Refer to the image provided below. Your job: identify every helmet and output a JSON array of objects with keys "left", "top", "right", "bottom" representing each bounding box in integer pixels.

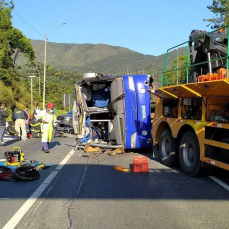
[{"left": 46, "top": 103, "right": 54, "bottom": 109}]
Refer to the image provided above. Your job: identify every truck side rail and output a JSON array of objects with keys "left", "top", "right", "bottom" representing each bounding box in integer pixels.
[{"left": 161, "top": 25, "right": 229, "bottom": 87}]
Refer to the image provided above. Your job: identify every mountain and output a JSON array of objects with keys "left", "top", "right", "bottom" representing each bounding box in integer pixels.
[{"left": 30, "top": 40, "right": 187, "bottom": 80}]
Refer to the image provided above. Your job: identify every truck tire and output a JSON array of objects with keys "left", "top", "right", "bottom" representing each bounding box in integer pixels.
[
  {"left": 179, "top": 131, "right": 202, "bottom": 176},
  {"left": 159, "top": 128, "right": 179, "bottom": 167},
  {"left": 153, "top": 144, "right": 160, "bottom": 158}
]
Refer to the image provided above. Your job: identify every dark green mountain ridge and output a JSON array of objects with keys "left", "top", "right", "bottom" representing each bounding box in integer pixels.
[{"left": 30, "top": 39, "right": 187, "bottom": 80}]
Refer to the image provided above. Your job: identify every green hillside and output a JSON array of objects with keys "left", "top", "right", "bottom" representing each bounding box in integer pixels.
[
  {"left": 30, "top": 40, "right": 155, "bottom": 74},
  {"left": 29, "top": 40, "right": 187, "bottom": 81}
]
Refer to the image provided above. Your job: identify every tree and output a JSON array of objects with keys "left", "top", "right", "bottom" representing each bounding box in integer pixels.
[
  {"left": 0, "top": 0, "right": 35, "bottom": 85},
  {"left": 164, "top": 55, "right": 188, "bottom": 86},
  {"left": 204, "top": 0, "right": 229, "bottom": 28}
]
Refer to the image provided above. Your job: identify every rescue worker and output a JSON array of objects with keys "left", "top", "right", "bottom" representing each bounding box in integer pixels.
[
  {"left": 37, "top": 103, "right": 56, "bottom": 153},
  {"left": 12, "top": 106, "right": 28, "bottom": 140},
  {"left": 0, "top": 103, "right": 9, "bottom": 145},
  {"left": 24, "top": 107, "right": 29, "bottom": 130}
]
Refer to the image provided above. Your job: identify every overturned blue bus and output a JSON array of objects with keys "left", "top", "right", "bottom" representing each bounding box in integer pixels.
[{"left": 72, "top": 73, "right": 152, "bottom": 149}]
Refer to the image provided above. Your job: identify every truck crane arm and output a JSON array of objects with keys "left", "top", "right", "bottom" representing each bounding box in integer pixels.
[{"left": 189, "top": 29, "right": 228, "bottom": 83}]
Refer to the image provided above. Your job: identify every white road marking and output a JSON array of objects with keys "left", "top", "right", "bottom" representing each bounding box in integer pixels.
[
  {"left": 3, "top": 136, "right": 17, "bottom": 141},
  {"left": 209, "top": 176, "right": 229, "bottom": 191},
  {"left": 3, "top": 148, "right": 76, "bottom": 229}
]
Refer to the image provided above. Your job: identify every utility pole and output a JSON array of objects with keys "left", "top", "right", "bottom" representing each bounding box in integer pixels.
[
  {"left": 64, "top": 93, "right": 65, "bottom": 111},
  {"left": 43, "top": 34, "right": 47, "bottom": 109},
  {"left": 43, "top": 23, "right": 66, "bottom": 109},
  {"left": 38, "top": 72, "right": 41, "bottom": 97},
  {"left": 27, "top": 73, "right": 36, "bottom": 114},
  {"left": 69, "top": 94, "right": 70, "bottom": 112}
]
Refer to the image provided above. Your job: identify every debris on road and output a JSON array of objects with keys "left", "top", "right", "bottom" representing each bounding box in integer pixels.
[
  {"left": 114, "top": 156, "right": 148, "bottom": 173},
  {"left": 114, "top": 166, "right": 132, "bottom": 172},
  {"left": 106, "top": 147, "right": 125, "bottom": 156},
  {"left": 0, "top": 147, "right": 52, "bottom": 181},
  {"left": 84, "top": 145, "right": 101, "bottom": 153}
]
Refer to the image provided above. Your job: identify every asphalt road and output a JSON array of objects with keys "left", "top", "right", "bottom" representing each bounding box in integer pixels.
[{"left": 0, "top": 136, "right": 229, "bottom": 229}]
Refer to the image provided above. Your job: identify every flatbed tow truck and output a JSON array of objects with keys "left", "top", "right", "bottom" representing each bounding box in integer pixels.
[{"left": 150, "top": 26, "right": 229, "bottom": 176}]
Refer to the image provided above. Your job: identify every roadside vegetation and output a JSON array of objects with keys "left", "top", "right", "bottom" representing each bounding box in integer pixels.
[{"left": 0, "top": 0, "right": 81, "bottom": 118}]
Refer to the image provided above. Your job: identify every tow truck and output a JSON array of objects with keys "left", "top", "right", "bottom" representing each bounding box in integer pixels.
[{"left": 150, "top": 26, "right": 229, "bottom": 176}]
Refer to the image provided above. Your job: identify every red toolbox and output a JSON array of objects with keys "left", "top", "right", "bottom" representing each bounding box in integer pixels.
[{"left": 133, "top": 156, "right": 148, "bottom": 172}]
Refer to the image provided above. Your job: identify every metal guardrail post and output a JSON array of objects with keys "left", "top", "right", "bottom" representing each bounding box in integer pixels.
[
  {"left": 227, "top": 25, "right": 229, "bottom": 78},
  {"left": 186, "top": 42, "right": 190, "bottom": 83}
]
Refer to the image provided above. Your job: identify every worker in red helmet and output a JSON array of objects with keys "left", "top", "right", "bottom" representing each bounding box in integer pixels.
[{"left": 37, "top": 103, "right": 56, "bottom": 153}]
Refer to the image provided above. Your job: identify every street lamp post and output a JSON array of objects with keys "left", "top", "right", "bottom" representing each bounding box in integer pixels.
[
  {"left": 43, "top": 23, "right": 66, "bottom": 109},
  {"left": 28, "top": 73, "right": 36, "bottom": 114},
  {"left": 39, "top": 72, "right": 41, "bottom": 97},
  {"left": 43, "top": 34, "right": 47, "bottom": 109},
  {"left": 176, "top": 48, "right": 179, "bottom": 85}
]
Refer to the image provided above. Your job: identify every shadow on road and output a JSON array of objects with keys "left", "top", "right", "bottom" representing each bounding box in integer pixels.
[
  {"left": 0, "top": 154, "right": 229, "bottom": 200},
  {"left": 49, "top": 141, "right": 61, "bottom": 149},
  {"left": 2, "top": 139, "right": 18, "bottom": 147}
]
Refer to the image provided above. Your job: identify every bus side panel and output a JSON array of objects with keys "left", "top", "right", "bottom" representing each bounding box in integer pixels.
[
  {"left": 123, "top": 76, "right": 137, "bottom": 149},
  {"left": 123, "top": 75, "right": 152, "bottom": 149},
  {"left": 135, "top": 75, "right": 152, "bottom": 148}
]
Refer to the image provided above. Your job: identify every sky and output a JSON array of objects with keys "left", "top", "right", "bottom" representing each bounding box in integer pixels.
[{"left": 11, "top": 0, "right": 215, "bottom": 56}]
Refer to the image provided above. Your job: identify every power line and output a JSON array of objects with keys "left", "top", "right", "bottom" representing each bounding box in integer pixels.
[
  {"left": 13, "top": 10, "right": 69, "bottom": 71},
  {"left": 13, "top": 10, "right": 45, "bottom": 39}
]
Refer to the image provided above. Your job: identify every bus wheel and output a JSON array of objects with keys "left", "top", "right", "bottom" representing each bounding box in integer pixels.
[
  {"left": 179, "top": 131, "right": 202, "bottom": 176},
  {"left": 159, "top": 128, "right": 179, "bottom": 167}
]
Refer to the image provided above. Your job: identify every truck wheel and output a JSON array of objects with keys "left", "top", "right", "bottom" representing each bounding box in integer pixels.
[
  {"left": 159, "top": 128, "right": 179, "bottom": 167},
  {"left": 153, "top": 144, "right": 160, "bottom": 158},
  {"left": 179, "top": 131, "right": 201, "bottom": 176}
]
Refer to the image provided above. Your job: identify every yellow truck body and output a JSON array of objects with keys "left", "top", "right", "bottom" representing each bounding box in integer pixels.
[{"left": 151, "top": 26, "right": 229, "bottom": 176}]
